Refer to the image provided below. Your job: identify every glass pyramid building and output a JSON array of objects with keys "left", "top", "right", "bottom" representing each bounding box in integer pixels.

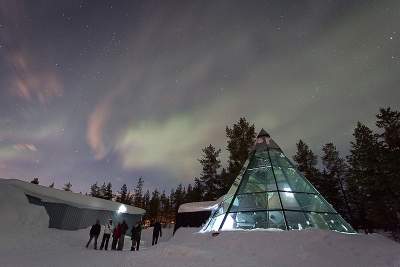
[{"left": 203, "top": 129, "right": 355, "bottom": 233}]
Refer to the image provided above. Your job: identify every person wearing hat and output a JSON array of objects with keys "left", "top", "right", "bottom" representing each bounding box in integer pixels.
[{"left": 100, "top": 219, "right": 113, "bottom": 250}]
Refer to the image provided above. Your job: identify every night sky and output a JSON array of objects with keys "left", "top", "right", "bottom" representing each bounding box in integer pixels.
[{"left": 0, "top": 0, "right": 399, "bottom": 193}]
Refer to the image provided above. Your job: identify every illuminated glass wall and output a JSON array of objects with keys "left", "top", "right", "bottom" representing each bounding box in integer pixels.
[{"left": 203, "top": 138, "right": 355, "bottom": 233}]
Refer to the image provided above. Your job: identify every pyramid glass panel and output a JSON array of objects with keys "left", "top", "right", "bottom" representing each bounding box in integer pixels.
[
  {"left": 285, "top": 211, "right": 315, "bottom": 230},
  {"left": 238, "top": 168, "right": 277, "bottom": 193},
  {"left": 203, "top": 129, "right": 355, "bottom": 233},
  {"left": 230, "top": 193, "right": 268, "bottom": 212}
]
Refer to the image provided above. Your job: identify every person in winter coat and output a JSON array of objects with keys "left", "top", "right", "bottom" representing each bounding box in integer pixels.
[
  {"left": 86, "top": 219, "right": 101, "bottom": 249},
  {"left": 130, "top": 221, "right": 142, "bottom": 251},
  {"left": 100, "top": 219, "right": 113, "bottom": 250},
  {"left": 111, "top": 223, "right": 121, "bottom": 250},
  {"left": 117, "top": 220, "right": 129, "bottom": 250},
  {"left": 152, "top": 220, "right": 162, "bottom": 246}
]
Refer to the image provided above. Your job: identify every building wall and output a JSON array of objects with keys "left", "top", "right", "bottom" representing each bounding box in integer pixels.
[
  {"left": 26, "top": 194, "right": 142, "bottom": 231},
  {"left": 174, "top": 210, "right": 211, "bottom": 234}
]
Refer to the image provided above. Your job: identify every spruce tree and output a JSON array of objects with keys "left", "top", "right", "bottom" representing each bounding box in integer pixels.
[
  {"left": 347, "top": 122, "right": 381, "bottom": 232},
  {"left": 160, "top": 190, "right": 170, "bottom": 222},
  {"left": 150, "top": 189, "right": 160, "bottom": 220},
  {"left": 133, "top": 177, "right": 144, "bottom": 208},
  {"left": 90, "top": 182, "right": 100, "bottom": 197},
  {"left": 143, "top": 190, "right": 151, "bottom": 220},
  {"left": 321, "top": 143, "right": 351, "bottom": 220},
  {"left": 198, "top": 144, "right": 222, "bottom": 200},
  {"left": 104, "top": 182, "right": 113, "bottom": 200},
  {"left": 219, "top": 168, "right": 230, "bottom": 195},
  {"left": 226, "top": 118, "right": 256, "bottom": 185},
  {"left": 192, "top": 179, "right": 203, "bottom": 201},
  {"left": 376, "top": 107, "right": 400, "bottom": 234},
  {"left": 117, "top": 184, "right": 128, "bottom": 203},
  {"left": 185, "top": 181, "right": 204, "bottom": 203},
  {"left": 99, "top": 182, "right": 107, "bottom": 199},
  {"left": 30, "top": 178, "right": 39, "bottom": 184},
  {"left": 293, "top": 140, "right": 321, "bottom": 189},
  {"left": 171, "top": 184, "right": 186, "bottom": 212}
]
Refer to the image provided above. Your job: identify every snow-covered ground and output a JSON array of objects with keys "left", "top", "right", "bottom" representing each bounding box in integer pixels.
[{"left": 1, "top": 182, "right": 400, "bottom": 267}]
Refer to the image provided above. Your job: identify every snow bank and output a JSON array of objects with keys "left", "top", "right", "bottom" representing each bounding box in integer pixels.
[
  {"left": 168, "top": 228, "right": 400, "bottom": 267},
  {"left": 1, "top": 182, "right": 399, "bottom": 267},
  {"left": 0, "top": 178, "right": 144, "bottom": 215},
  {"left": 178, "top": 196, "right": 223, "bottom": 213},
  {"left": 0, "top": 183, "right": 49, "bottom": 251}
]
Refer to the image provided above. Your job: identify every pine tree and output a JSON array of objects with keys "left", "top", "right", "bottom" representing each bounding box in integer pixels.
[
  {"left": 49, "top": 182, "right": 54, "bottom": 188},
  {"left": 90, "top": 182, "right": 100, "bottom": 197},
  {"left": 150, "top": 189, "right": 160, "bottom": 220},
  {"left": 185, "top": 184, "right": 194, "bottom": 202},
  {"left": 376, "top": 107, "right": 400, "bottom": 234},
  {"left": 63, "top": 182, "right": 72, "bottom": 191},
  {"left": 126, "top": 191, "right": 134, "bottom": 205},
  {"left": 293, "top": 140, "right": 321, "bottom": 189},
  {"left": 185, "top": 181, "right": 203, "bottom": 203},
  {"left": 30, "top": 178, "right": 39, "bottom": 184},
  {"left": 104, "top": 182, "right": 113, "bottom": 200},
  {"left": 160, "top": 190, "right": 170, "bottom": 222},
  {"left": 219, "top": 168, "right": 230, "bottom": 195},
  {"left": 133, "top": 177, "right": 144, "bottom": 208},
  {"left": 99, "top": 182, "right": 107, "bottom": 199},
  {"left": 347, "top": 122, "right": 381, "bottom": 232},
  {"left": 143, "top": 190, "right": 151, "bottom": 220},
  {"left": 321, "top": 143, "right": 351, "bottom": 220},
  {"left": 376, "top": 107, "right": 400, "bottom": 151},
  {"left": 171, "top": 184, "right": 186, "bottom": 212},
  {"left": 192, "top": 179, "right": 203, "bottom": 201},
  {"left": 198, "top": 144, "right": 222, "bottom": 200},
  {"left": 226, "top": 118, "right": 256, "bottom": 186},
  {"left": 116, "top": 184, "right": 128, "bottom": 203}
]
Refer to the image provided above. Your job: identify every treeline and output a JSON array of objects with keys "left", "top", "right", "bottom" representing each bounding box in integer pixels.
[
  {"left": 89, "top": 177, "right": 184, "bottom": 223},
  {"left": 294, "top": 107, "right": 400, "bottom": 238}
]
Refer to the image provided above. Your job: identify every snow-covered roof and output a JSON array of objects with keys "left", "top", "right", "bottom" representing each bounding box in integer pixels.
[
  {"left": 178, "top": 196, "right": 224, "bottom": 213},
  {"left": 0, "top": 178, "right": 145, "bottom": 215}
]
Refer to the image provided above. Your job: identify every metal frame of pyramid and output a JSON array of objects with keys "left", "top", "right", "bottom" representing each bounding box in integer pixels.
[{"left": 202, "top": 129, "right": 355, "bottom": 233}]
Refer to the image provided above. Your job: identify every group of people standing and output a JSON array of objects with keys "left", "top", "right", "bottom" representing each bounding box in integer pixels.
[
  {"left": 86, "top": 219, "right": 163, "bottom": 251},
  {"left": 86, "top": 219, "right": 141, "bottom": 251}
]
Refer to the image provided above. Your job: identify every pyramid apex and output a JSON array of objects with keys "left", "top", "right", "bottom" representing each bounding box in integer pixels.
[{"left": 257, "top": 128, "right": 270, "bottom": 138}]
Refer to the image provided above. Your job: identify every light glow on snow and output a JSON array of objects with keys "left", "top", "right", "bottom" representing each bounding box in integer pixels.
[
  {"left": 222, "top": 214, "right": 235, "bottom": 230},
  {"left": 117, "top": 204, "right": 127, "bottom": 214}
]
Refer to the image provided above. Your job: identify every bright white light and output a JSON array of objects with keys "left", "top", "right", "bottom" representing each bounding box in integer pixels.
[
  {"left": 209, "top": 203, "right": 220, "bottom": 210},
  {"left": 212, "top": 215, "right": 225, "bottom": 231},
  {"left": 221, "top": 214, "right": 235, "bottom": 230},
  {"left": 117, "top": 204, "right": 127, "bottom": 214},
  {"left": 282, "top": 187, "right": 294, "bottom": 198}
]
